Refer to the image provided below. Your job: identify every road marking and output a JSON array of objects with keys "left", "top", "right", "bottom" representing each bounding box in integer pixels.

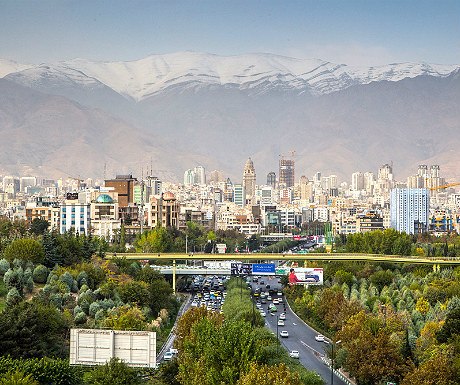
[
  {"left": 292, "top": 322, "right": 297, "bottom": 325},
  {"left": 300, "top": 340, "right": 324, "bottom": 358}
]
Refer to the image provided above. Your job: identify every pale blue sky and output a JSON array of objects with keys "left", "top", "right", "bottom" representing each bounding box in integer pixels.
[{"left": 1, "top": 0, "right": 459, "bottom": 66}]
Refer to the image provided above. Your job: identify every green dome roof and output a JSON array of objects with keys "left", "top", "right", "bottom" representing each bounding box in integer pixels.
[{"left": 96, "top": 194, "right": 114, "bottom": 203}]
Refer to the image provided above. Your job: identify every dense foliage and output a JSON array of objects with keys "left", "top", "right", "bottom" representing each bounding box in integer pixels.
[
  {"left": 286, "top": 261, "right": 460, "bottom": 385},
  {"left": 172, "top": 278, "right": 323, "bottom": 385}
]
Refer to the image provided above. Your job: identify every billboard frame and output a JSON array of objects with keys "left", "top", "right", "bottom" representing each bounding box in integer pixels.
[{"left": 70, "top": 328, "right": 156, "bottom": 368}]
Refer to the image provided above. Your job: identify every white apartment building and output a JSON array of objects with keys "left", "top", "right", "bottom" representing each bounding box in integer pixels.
[{"left": 390, "top": 188, "right": 429, "bottom": 234}]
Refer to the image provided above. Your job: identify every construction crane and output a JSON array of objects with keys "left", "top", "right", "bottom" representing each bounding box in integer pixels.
[{"left": 428, "top": 182, "right": 460, "bottom": 191}]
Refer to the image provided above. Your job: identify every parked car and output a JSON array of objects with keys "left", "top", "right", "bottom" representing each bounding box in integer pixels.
[
  {"left": 315, "top": 334, "right": 326, "bottom": 342},
  {"left": 163, "top": 352, "right": 174, "bottom": 361},
  {"left": 279, "top": 312, "right": 286, "bottom": 320},
  {"left": 280, "top": 330, "right": 289, "bottom": 338},
  {"left": 277, "top": 319, "right": 285, "bottom": 326},
  {"left": 289, "top": 350, "right": 300, "bottom": 358}
]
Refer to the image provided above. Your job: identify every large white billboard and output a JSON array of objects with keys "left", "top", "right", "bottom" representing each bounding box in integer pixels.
[
  {"left": 70, "top": 329, "right": 156, "bottom": 368},
  {"left": 288, "top": 267, "right": 324, "bottom": 285}
]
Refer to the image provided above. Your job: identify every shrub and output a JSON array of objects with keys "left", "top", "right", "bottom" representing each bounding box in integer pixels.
[
  {"left": 32, "top": 265, "right": 49, "bottom": 284},
  {"left": 0, "top": 259, "right": 10, "bottom": 275},
  {"left": 6, "top": 287, "right": 22, "bottom": 307},
  {"left": 89, "top": 302, "right": 102, "bottom": 317},
  {"left": 74, "top": 311, "right": 87, "bottom": 324}
]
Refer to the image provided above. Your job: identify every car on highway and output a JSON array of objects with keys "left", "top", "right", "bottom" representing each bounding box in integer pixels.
[
  {"left": 315, "top": 334, "right": 326, "bottom": 342},
  {"left": 277, "top": 319, "right": 285, "bottom": 326},
  {"left": 289, "top": 350, "right": 300, "bottom": 358},
  {"left": 279, "top": 312, "right": 286, "bottom": 320},
  {"left": 279, "top": 330, "right": 289, "bottom": 338}
]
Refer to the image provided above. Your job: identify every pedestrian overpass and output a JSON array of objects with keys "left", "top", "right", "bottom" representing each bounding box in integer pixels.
[{"left": 107, "top": 252, "right": 460, "bottom": 292}]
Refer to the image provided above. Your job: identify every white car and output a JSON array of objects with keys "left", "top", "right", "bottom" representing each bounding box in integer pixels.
[
  {"left": 279, "top": 313, "right": 286, "bottom": 320},
  {"left": 289, "top": 350, "right": 300, "bottom": 358},
  {"left": 163, "top": 352, "right": 174, "bottom": 361},
  {"left": 315, "top": 334, "right": 326, "bottom": 342},
  {"left": 273, "top": 299, "right": 279, "bottom": 305},
  {"left": 277, "top": 319, "right": 285, "bottom": 326},
  {"left": 280, "top": 330, "right": 289, "bottom": 338},
  {"left": 260, "top": 311, "right": 266, "bottom": 317}
]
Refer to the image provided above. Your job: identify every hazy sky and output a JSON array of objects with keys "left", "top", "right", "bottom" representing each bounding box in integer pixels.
[{"left": 1, "top": 0, "right": 459, "bottom": 66}]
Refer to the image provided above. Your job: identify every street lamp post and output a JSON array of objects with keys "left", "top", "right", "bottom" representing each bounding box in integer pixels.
[{"left": 331, "top": 340, "right": 342, "bottom": 385}]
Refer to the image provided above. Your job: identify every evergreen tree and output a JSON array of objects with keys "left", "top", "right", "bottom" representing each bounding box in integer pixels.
[{"left": 42, "top": 231, "right": 63, "bottom": 268}]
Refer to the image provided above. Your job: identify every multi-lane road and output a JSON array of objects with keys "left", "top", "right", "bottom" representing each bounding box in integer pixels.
[{"left": 252, "top": 278, "right": 348, "bottom": 385}]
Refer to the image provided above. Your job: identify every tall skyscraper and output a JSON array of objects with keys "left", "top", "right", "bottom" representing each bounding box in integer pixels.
[
  {"left": 242, "top": 158, "right": 256, "bottom": 204},
  {"left": 378, "top": 164, "right": 393, "bottom": 181},
  {"left": 267, "top": 172, "right": 276, "bottom": 188},
  {"left": 279, "top": 159, "right": 294, "bottom": 188},
  {"left": 183, "top": 166, "right": 206, "bottom": 185},
  {"left": 390, "top": 188, "right": 429, "bottom": 234},
  {"left": 184, "top": 169, "right": 195, "bottom": 186},
  {"left": 351, "top": 172, "right": 364, "bottom": 191}
]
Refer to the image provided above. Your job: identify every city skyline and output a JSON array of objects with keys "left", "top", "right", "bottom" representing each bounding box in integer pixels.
[{"left": 1, "top": 0, "right": 459, "bottom": 66}]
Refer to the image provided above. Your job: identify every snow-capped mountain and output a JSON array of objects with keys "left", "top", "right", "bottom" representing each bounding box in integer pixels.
[
  {"left": 2, "top": 52, "right": 459, "bottom": 101},
  {"left": 0, "top": 59, "right": 33, "bottom": 78},
  {"left": 0, "top": 52, "right": 459, "bottom": 182}
]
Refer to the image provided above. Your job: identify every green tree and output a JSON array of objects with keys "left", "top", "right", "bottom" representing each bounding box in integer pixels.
[
  {"left": 42, "top": 232, "right": 63, "bottom": 268},
  {"left": 136, "top": 226, "right": 173, "bottom": 252},
  {"left": 103, "top": 305, "right": 147, "bottom": 330},
  {"left": 3, "top": 239, "right": 44, "bottom": 264},
  {"left": 117, "top": 280, "right": 150, "bottom": 307},
  {"left": 29, "top": 218, "right": 49, "bottom": 236},
  {"left": 83, "top": 358, "right": 141, "bottom": 385},
  {"left": 0, "top": 300, "right": 70, "bottom": 358},
  {"left": 32, "top": 265, "right": 49, "bottom": 284},
  {"left": 236, "top": 363, "right": 303, "bottom": 385},
  {"left": 400, "top": 349, "right": 458, "bottom": 385}
]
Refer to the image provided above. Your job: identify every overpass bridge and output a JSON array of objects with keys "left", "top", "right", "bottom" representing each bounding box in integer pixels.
[
  {"left": 107, "top": 252, "right": 460, "bottom": 292},
  {"left": 107, "top": 252, "right": 460, "bottom": 265}
]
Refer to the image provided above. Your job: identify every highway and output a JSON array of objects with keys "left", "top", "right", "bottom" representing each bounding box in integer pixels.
[{"left": 252, "top": 278, "right": 349, "bottom": 385}]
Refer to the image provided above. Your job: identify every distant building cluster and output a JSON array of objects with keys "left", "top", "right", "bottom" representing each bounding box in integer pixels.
[{"left": 1, "top": 159, "right": 459, "bottom": 242}]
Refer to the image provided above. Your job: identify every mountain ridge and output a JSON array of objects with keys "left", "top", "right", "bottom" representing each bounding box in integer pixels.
[
  {"left": 0, "top": 52, "right": 459, "bottom": 183},
  {"left": 2, "top": 52, "right": 459, "bottom": 101}
]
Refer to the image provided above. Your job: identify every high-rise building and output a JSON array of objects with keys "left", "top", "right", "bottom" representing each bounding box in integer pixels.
[
  {"left": 417, "top": 165, "right": 428, "bottom": 178},
  {"left": 430, "top": 165, "right": 440, "bottom": 178},
  {"left": 279, "top": 159, "right": 295, "bottom": 188},
  {"left": 184, "top": 166, "right": 206, "bottom": 185},
  {"left": 267, "top": 172, "right": 276, "bottom": 188},
  {"left": 2, "top": 176, "right": 20, "bottom": 197},
  {"left": 184, "top": 169, "right": 195, "bottom": 186},
  {"left": 242, "top": 158, "right": 256, "bottom": 204},
  {"left": 233, "top": 184, "right": 245, "bottom": 207},
  {"left": 20, "top": 176, "right": 37, "bottom": 193},
  {"left": 209, "top": 170, "right": 224, "bottom": 183},
  {"left": 351, "top": 172, "right": 364, "bottom": 191},
  {"left": 390, "top": 188, "right": 429, "bottom": 234},
  {"left": 194, "top": 166, "right": 206, "bottom": 185},
  {"left": 378, "top": 164, "right": 393, "bottom": 181}
]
